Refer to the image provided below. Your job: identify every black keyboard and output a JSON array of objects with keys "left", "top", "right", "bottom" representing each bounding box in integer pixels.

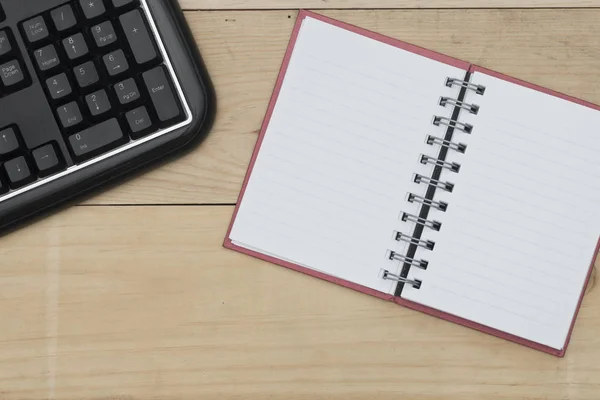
[{"left": 0, "top": 0, "right": 215, "bottom": 231}]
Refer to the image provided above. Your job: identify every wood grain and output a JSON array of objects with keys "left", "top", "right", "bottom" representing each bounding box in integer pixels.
[
  {"left": 179, "top": 0, "right": 600, "bottom": 10},
  {"left": 0, "top": 206, "right": 599, "bottom": 399},
  {"left": 87, "top": 9, "right": 600, "bottom": 205}
]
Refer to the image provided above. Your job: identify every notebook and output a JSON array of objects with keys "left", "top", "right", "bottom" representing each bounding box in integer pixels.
[{"left": 224, "top": 9, "right": 600, "bottom": 356}]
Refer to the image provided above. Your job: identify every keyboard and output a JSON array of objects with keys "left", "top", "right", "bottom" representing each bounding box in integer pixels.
[{"left": 0, "top": 0, "right": 215, "bottom": 231}]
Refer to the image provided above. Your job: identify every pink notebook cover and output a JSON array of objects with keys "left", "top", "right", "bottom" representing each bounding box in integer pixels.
[{"left": 223, "top": 9, "right": 598, "bottom": 357}]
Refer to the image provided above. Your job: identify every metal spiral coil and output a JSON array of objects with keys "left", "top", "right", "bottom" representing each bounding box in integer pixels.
[
  {"left": 439, "top": 96, "right": 479, "bottom": 114},
  {"left": 413, "top": 174, "right": 454, "bottom": 192},
  {"left": 432, "top": 116, "right": 473, "bottom": 133},
  {"left": 395, "top": 231, "right": 435, "bottom": 250},
  {"left": 388, "top": 251, "right": 429, "bottom": 270},
  {"left": 426, "top": 135, "right": 467, "bottom": 154},
  {"left": 445, "top": 77, "right": 486, "bottom": 94},
  {"left": 401, "top": 212, "right": 442, "bottom": 231}
]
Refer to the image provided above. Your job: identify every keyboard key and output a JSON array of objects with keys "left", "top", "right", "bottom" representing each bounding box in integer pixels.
[
  {"left": 0, "top": 30, "right": 11, "bottom": 57},
  {"left": 68, "top": 118, "right": 124, "bottom": 159},
  {"left": 32, "top": 143, "right": 62, "bottom": 177},
  {"left": 34, "top": 44, "right": 61, "bottom": 71},
  {"left": 0, "top": 60, "right": 24, "bottom": 87},
  {"left": 46, "top": 73, "right": 72, "bottom": 100},
  {"left": 112, "top": 0, "right": 135, "bottom": 7},
  {"left": 80, "top": 0, "right": 106, "bottom": 19},
  {"left": 120, "top": 10, "right": 158, "bottom": 65},
  {"left": 63, "top": 33, "right": 89, "bottom": 60},
  {"left": 51, "top": 5, "right": 77, "bottom": 32},
  {"left": 0, "top": 126, "right": 20, "bottom": 156},
  {"left": 103, "top": 49, "right": 128, "bottom": 76},
  {"left": 4, "top": 156, "right": 34, "bottom": 188},
  {"left": 126, "top": 106, "right": 152, "bottom": 136},
  {"left": 143, "top": 66, "right": 180, "bottom": 122},
  {"left": 85, "top": 89, "right": 111, "bottom": 116},
  {"left": 57, "top": 102, "right": 83, "bottom": 128},
  {"left": 22, "top": 16, "right": 49, "bottom": 43},
  {"left": 74, "top": 61, "right": 99, "bottom": 88},
  {"left": 91, "top": 21, "right": 117, "bottom": 48},
  {"left": 114, "top": 78, "right": 139, "bottom": 104}
]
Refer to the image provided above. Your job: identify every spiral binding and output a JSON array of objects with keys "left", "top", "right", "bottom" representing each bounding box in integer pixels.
[
  {"left": 426, "top": 135, "right": 467, "bottom": 154},
  {"left": 382, "top": 75, "right": 486, "bottom": 290},
  {"left": 413, "top": 174, "right": 454, "bottom": 192},
  {"left": 401, "top": 212, "right": 442, "bottom": 231},
  {"left": 439, "top": 97, "right": 479, "bottom": 114},
  {"left": 395, "top": 232, "right": 435, "bottom": 250},
  {"left": 432, "top": 116, "right": 473, "bottom": 133},
  {"left": 388, "top": 251, "right": 429, "bottom": 270},
  {"left": 445, "top": 77, "right": 486, "bottom": 95},
  {"left": 407, "top": 193, "right": 448, "bottom": 211},
  {"left": 420, "top": 155, "right": 461, "bottom": 173}
]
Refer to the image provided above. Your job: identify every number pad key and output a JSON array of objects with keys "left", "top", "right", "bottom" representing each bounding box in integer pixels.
[
  {"left": 46, "top": 73, "right": 72, "bottom": 100},
  {"left": 63, "top": 33, "right": 89, "bottom": 60},
  {"left": 34, "top": 44, "right": 61, "bottom": 71},
  {"left": 74, "top": 61, "right": 100, "bottom": 88},
  {"left": 114, "top": 78, "right": 140, "bottom": 105},
  {"left": 51, "top": 5, "right": 77, "bottom": 32},
  {"left": 4, "top": 156, "right": 34, "bottom": 189},
  {"left": 91, "top": 21, "right": 117, "bottom": 48},
  {"left": 126, "top": 106, "right": 152, "bottom": 137},
  {"left": 57, "top": 102, "right": 83, "bottom": 128},
  {"left": 103, "top": 49, "right": 129, "bottom": 76},
  {"left": 22, "top": 16, "right": 49, "bottom": 44},
  {"left": 80, "top": 0, "right": 106, "bottom": 20},
  {"left": 85, "top": 90, "right": 111, "bottom": 116}
]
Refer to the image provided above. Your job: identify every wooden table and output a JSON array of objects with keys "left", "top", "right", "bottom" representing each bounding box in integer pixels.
[{"left": 3, "top": 1, "right": 600, "bottom": 398}]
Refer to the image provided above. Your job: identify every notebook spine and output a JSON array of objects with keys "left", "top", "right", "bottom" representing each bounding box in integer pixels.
[{"left": 382, "top": 74, "right": 486, "bottom": 292}]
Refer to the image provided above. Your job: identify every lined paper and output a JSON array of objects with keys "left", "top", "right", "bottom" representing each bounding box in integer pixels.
[
  {"left": 229, "top": 16, "right": 465, "bottom": 293},
  {"left": 402, "top": 71, "right": 600, "bottom": 349}
]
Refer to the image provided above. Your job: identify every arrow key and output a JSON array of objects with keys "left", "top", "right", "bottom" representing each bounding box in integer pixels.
[
  {"left": 0, "top": 126, "right": 20, "bottom": 156},
  {"left": 85, "top": 89, "right": 111, "bottom": 116},
  {"left": 33, "top": 143, "right": 63, "bottom": 177},
  {"left": 4, "top": 156, "right": 34, "bottom": 189}
]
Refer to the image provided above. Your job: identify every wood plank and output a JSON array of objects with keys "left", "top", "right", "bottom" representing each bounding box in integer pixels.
[
  {"left": 87, "top": 9, "right": 600, "bottom": 204},
  {"left": 179, "top": 0, "right": 600, "bottom": 10},
  {"left": 1, "top": 205, "right": 599, "bottom": 399}
]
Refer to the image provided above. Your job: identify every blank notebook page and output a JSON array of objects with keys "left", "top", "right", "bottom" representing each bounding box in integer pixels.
[
  {"left": 402, "top": 71, "right": 600, "bottom": 350},
  {"left": 229, "top": 16, "right": 466, "bottom": 294}
]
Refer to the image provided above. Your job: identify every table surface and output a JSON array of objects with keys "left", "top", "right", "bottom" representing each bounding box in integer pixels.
[{"left": 3, "top": 1, "right": 600, "bottom": 399}]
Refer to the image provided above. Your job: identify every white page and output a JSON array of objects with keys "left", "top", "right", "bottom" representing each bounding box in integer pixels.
[
  {"left": 229, "top": 16, "right": 466, "bottom": 294},
  {"left": 402, "top": 71, "right": 600, "bottom": 349}
]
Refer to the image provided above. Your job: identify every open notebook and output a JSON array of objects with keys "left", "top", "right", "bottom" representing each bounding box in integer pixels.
[{"left": 224, "top": 10, "right": 600, "bottom": 356}]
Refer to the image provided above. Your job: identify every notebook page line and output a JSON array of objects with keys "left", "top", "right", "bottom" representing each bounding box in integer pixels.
[
  {"left": 265, "top": 131, "right": 415, "bottom": 184},
  {"left": 259, "top": 145, "right": 400, "bottom": 202},
  {"left": 422, "top": 282, "right": 561, "bottom": 329},
  {"left": 488, "top": 113, "right": 600, "bottom": 151},
  {"left": 449, "top": 202, "right": 591, "bottom": 249},
  {"left": 429, "top": 268, "right": 565, "bottom": 319},
  {"left": 286, "top": 85, "right": 429, "bottom": 133},
  {"left": 450, "top": 188, "right": 593, "bottom": 234},
  {"left": 443, "top": 220, "right": 576, "bottom": 272},
  {"left": 435, "top": 247, "right": 580, "bottom": 295},
  {"left": 281, "top": 104, "right": 425, "bottom": 152},
  {"left": 438, "top": 235, "right": 582, "bottom": 286},
  {"left": 280, "top": 111, "right": 421, "bottom": 163},
  {"left": 301, "top": 52, "right": 437, "bottom": 101}
]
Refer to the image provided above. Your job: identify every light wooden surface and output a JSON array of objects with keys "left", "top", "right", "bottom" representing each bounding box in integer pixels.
[
  {"left": 2, "top": 2, "right": 600, "bottom": 400},
  {"left": 182, "top": 0, "right": 600, "bottom": 9}
]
